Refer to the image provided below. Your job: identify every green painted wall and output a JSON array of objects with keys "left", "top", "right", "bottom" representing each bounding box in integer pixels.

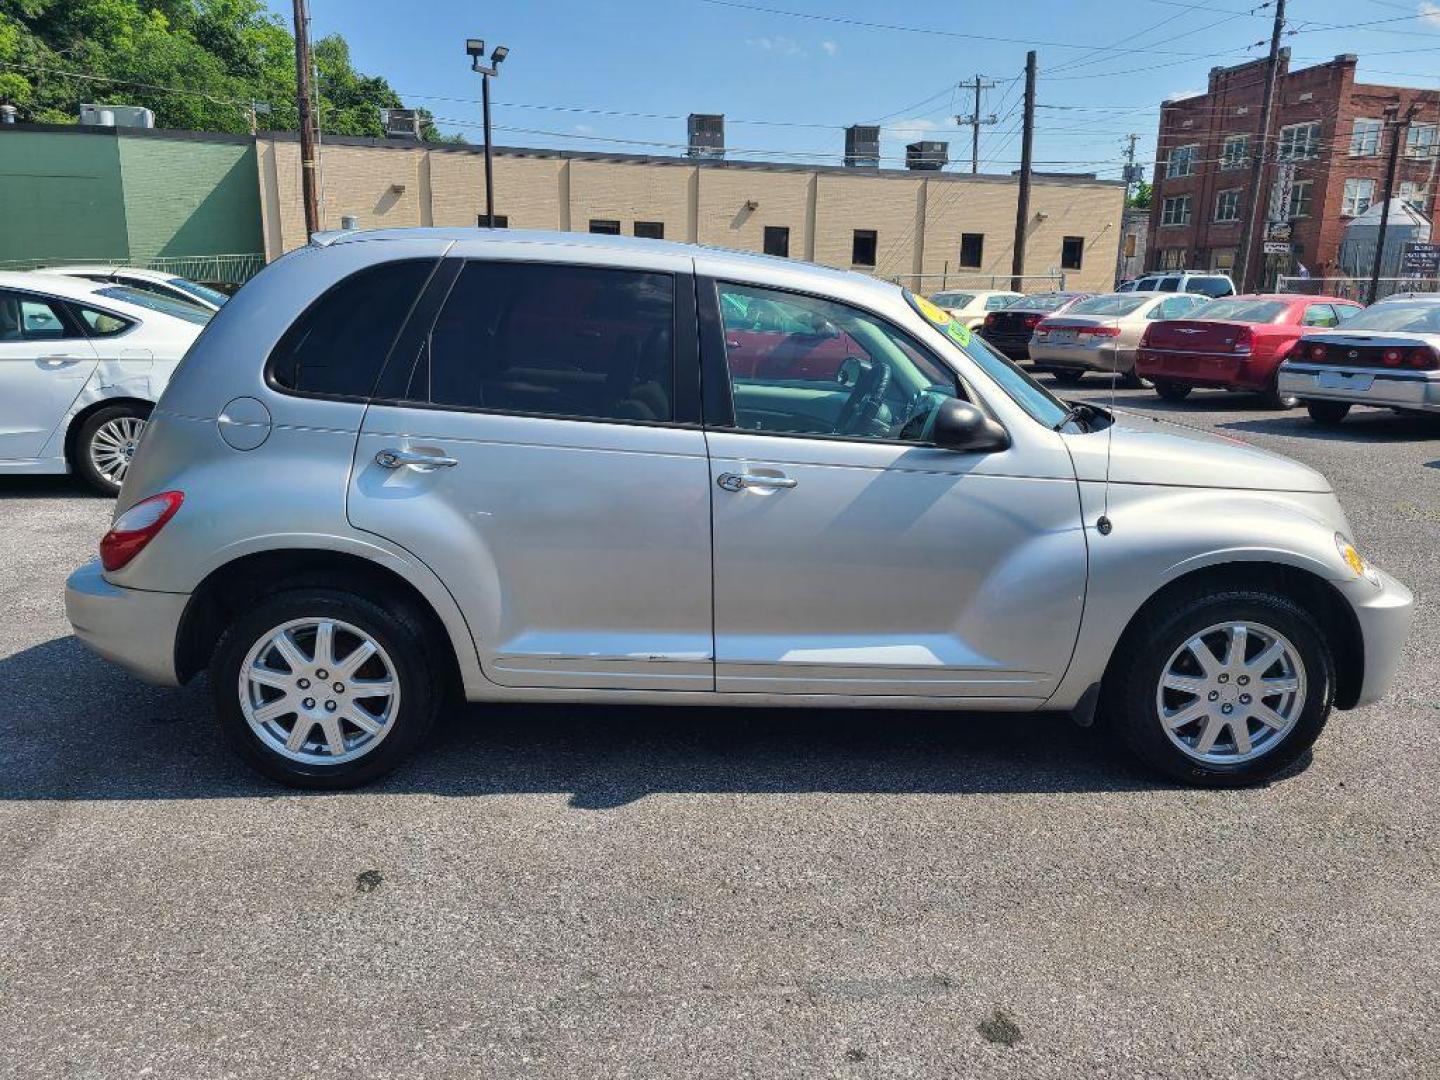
[
  {"left": 0, "top": 130, "right": 129, "bottom": 263},
  {"left": 117, "top": 137, "right": 263, "bottom": 261}
]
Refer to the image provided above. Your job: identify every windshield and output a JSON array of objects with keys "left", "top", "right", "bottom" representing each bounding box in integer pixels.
[
  {"left": 1334, "top": 301, "right": 1440, "bottom": 333},
  {"left": 1190, "top": 299, "right": 1288, "bottom": 323},
  {"left": 1016, "top": 293, "right": 1075, "bottom": 313},
  {"left": 166, "top": 277, "right": 230, "bottom": 307},
  {"left": 1069, "top": 294, "right": 1149, "bottom": 317},
  {"left": 907, "top": 290, "right": 1070, "bottom": 429},
  {"left": 95, "top": 286, "right": 212, "bottom": 325},
  {"left": 931, "top": 292, "right": 975, "bottom": 308}
]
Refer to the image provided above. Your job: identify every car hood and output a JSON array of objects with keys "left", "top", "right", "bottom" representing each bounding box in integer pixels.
[{"left": 1062, "top": 408, "right": 1331, "bottom": 493}]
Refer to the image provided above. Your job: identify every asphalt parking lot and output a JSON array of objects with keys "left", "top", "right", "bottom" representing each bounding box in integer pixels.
[{"left": 1, "top": 385, "right": 1437, "bottom": 1079}]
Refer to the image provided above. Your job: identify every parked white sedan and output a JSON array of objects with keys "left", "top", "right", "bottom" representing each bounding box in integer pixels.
[
  {"left": 0, "top": 271, "right": 208, "bottom": 494},
  {"left": 38, "top": 264, "right": 232, "bottom": 313},
  {"left": 929, "top": 289, "right": 1022, "bottom": 329}
]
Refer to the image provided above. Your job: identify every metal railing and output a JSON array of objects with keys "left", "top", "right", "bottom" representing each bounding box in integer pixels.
[
  {"left": 891, "top": 272, "right": 1066, "bottom": 294},
  {"left": 0, "top": 253, "right": 266, "bottom": 286},
  {"left": 1275, "top": 275, "right": 1439, "bottom": 301}
]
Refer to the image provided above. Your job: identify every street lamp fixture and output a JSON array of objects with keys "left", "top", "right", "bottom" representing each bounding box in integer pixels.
[{"left": 467, "top": 37, "right": 510, "bottom": 227}]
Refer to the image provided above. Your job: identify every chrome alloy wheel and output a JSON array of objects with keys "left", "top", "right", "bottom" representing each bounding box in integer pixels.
[
  {"left": 238, "top": 618, "right": 401, "bottom": 766},
  {"left": 1155, "top": 621, "right": 1307, "bottom": 765},
  {"left": 89, "top": 415, "right": 146, "bottom": 486}
]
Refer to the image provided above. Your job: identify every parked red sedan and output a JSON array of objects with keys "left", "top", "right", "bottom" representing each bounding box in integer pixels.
[{"left": 1136, "top": 294, "right": 1362, "bottom": 407}]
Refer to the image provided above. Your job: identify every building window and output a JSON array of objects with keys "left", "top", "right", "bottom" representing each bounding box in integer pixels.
[
  {"left": 1161, "top": 194, "right": 1192, "bottom": 227},
  {"left": 1060, "top": 236, "right": 1084, "bottom": 271},
  {"left": 763, "top": 226, "right": 790, "bottom": 257},
  {"left": 851, "top": 229, "right": 877, "bottom": 267},
  {"left": 1220, "top": 134, "right": 1248, "bottom": 170},
  {"left": 1211, "top": 249, "right": 1236, "bottom": 272},
  {"left": 1159, "top": 248, "right": 1186, "bottom": 270},
  {"left": 1350, "top": 118, "right": 1383, "bottom": 157},
  {"left": 1214, "top": 189, "right": 1241, "bottom": 223},
  {"left": 1406, "top": 123, "right": 1437, "bottom": 159},
  {"left": 633, "top": 221, "right": 664, "bottom": 239},
  {"left": 1165, "top": 144, "right": 1198, "bottom": 179},
  {"left": 959, "top": 232, "right": 984, "bottom": 268},
  {"left": 588, "top": 219, "right": 621, "bottom": 235},
  {"left": 1277, "top": 122, "right": 1321, "bottom": 160},
  {"left": 1400, "top": 180, "right": 1430, "bottom": 212},
  {"left": 1341, "top": 178, "right": 1376, "bottom": 217},
  {"left": 1290, "top": 180, "right": 1314, "bottom": 219},
  {"left": 477, "top": 214, "right": 509, "bottom": 228}
]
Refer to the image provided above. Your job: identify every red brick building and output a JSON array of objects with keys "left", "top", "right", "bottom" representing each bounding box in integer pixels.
[{"left": 1146, "top": 51, "right": 1440, "bottom": 287}]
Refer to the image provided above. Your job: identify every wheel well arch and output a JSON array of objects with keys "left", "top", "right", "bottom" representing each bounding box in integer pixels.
[
  {"left": 174, "top": 548, "right": 464, "bottom": 698},
  {"left": 63, "top": 396, "right": 154, "bottom": 466},
  {"left": 1107, "top": 561, "right": 1365, "bottom": 709}
]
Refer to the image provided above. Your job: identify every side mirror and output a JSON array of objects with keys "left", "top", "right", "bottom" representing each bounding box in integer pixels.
[{"left": 931, "top": 398, "right": 1010, "bottom": 453}]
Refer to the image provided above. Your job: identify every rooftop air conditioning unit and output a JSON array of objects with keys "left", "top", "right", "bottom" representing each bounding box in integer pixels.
[
  {"left": 79, "top": 104, "right": 155, "bottom": 129},
  {"left": 382, "top": 108, "right": 422, "bottom": 140},
  {"left": 844, "top": 125, "right": 881, "bottom": 168},
  {"left": 687, "top": 113, "right": 725, "bottom": 159},
  {"left": 906, "top": 140, "right": 948, "bottom": 171}
]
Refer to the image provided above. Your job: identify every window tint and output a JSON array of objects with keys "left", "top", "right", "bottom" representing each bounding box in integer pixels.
[
  {"left": 1186, "top": 276, "right": 1234, "bottom": 297},
  {"left": 419, "top": 262, "right": 674, "bottom": 423},
  {"left": 718, "top": 282, "right": 964, "bottom": 443},
  {"left": 763, "top": 226, "right": 790, "bottom": 258},
  {"left": 76, "top": 306, "right": 132, "bottom": 336},
  {"left": 95, "top": 286, "right": 212, "bottom": 325},
  {"left": 851, "top": 229, "right": 877, "bottom": 267},
  {"left": 1157, "top": 277, "right": 1180, "bottom": 292},
  {"left": 0, "top": 291, "right": 77, "bottom": 341},
  {"left": 268, "top": 259, "right": 435, "bottom": 397}
]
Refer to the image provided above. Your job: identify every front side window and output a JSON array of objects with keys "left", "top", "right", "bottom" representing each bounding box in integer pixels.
[
  {"left": 1278, "top": 122, "right": 1321, "bottom": 160},
  {"left": 1161, "top": 195, "right": 1192, "bottom": 226},
  {"left": 959, "top": 232, "right": 984, "bottom": 268},
  {"left": 0, "top": 291, "right": 76, "bottom": 341},
  {"left": 1302, "top": 304, "right": 1340, "bottom": 328},
  {"left": 420, "top": 262, "right": 674, "bottom": 423},
  {"left": 1060, "top": 236, "right": 1084, "bottom": 271},
  {"left": 268, "top": 259, "right": 436, "bottom": 397},
  {"left": 1350, "top": 118, "right": 1383, "bottom": 157},
  {"left": 851, "top": 229, "right": 877, "bottom": 267},
  {"left": 1165, "top": 144, "right": 1198, "bottom": 179},
  {"left": 1342, "top": 178, "right": 1376, "bottom": 217},
  {"left": 1214, "top": 189, "right": 1241, "bottom": 223},
  {"left": 1220, "top": 134, "right": 1248, "bottom": 169},
  {"left": 716, "top": 282, "right": 965, "bottom": 442}
]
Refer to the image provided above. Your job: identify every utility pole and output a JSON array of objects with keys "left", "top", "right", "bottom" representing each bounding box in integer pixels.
[
  {"left": 1370, "top": 101, "right": 1421, "bottom": 304},
  {"left": 1010, "top": 51, "right": 1037, "bottom": 292},
  {"left": 291, "top": 0, "right": 319, "bottom": 237},
  {"left": 1235, "top": 0, "right": 1286, "bottom": 293},
  {"left": 1122, "top": 132, "right": 1140, "bottom": 200},
  {"left": 955, "top": 74, "right": 997, "bottom": 174}
]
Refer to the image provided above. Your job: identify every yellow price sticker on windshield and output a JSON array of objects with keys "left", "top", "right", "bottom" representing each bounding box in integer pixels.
[{"left": 915, "top": 295, "right": 973, "bottom": 347}]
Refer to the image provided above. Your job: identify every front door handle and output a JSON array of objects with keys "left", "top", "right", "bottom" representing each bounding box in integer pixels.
[
  {"left": 375, "top": 448, "right": 459, "bottom": 470},
  {"left": 717, "top": 471, "right": 797, "bottom": 492}
]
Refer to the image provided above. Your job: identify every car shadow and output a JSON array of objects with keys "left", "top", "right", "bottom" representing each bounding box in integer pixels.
[
  {"left": 0, "top": 636, "right": 1186, "bottom": 807},
  {"left": 0, "top": 476, "right": 105, "bottom": 500},
  {"left": 1219, "top": 410, "right": 1440, "bottom": 443}
]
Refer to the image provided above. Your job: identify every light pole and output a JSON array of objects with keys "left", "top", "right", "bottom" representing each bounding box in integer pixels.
[{"left": 467, "top": 38, "right": 509, "bottom": 228}]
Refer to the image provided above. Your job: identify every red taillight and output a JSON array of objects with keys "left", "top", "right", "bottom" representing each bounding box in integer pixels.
[
  {"left": 1407, "top": 346, "right": 1440, "bottom": 370},
  {"left": 1034, "top": 318, "right": 1053, "bottom": 338},
  {"left": 1232, "top": 326, "right": 1255, "bottom": 355},
  {"left": 99, "top": 491, "right": 184, "bottom": 572},
  {"left": 1307, "top": 342, "right": 1328, "bottom": 362},
  {"left": 1077, "top": 325, "right": 1121, "bottom": 338},
  {"left": 1023, "top": 313, "right": 1042, "bottom": 330},
  {"left": 1381, "top": 348, "right": 1403, "bottom": 366},
  {"left": 983, "top": 313, "right": 998, "bottom": 330}
]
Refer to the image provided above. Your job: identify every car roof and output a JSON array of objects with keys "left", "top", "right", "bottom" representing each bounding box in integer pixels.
[
  {"left": 0, "top": 270, "right": 126, "bottom": 301},
  {"left": 1224, "top": 293, "right": 1357, "bottom": 305},
  {"left": 38, "top": 264, "right": 181, "bottom": 285}
]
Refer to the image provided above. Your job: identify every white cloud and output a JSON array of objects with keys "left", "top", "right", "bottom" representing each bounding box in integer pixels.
[
  {"left": 821, "top": 40, "right": 839, "bottom": 56},
  {"left": 746, "top": 35, "right": 806, "bottom": 57},
  {"left": 573, "top": 123, "right": 595, "bottom": 135},
  {"left": 1164, "top": 88, "right": 1204, "bottom": 102},
  {"left": 883, "top": 116, "right": 943, "bottom": 143},
  {"left": 1421, "top": 1, "right": 1440, "bottom": 29}
]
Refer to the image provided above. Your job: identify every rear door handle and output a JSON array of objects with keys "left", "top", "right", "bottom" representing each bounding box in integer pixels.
[
  {"left": 375, "top": 448, "right": 459, "bottom": 470},
  {"left": 717, "top": 471, "right": 797, "bottom": 492}
]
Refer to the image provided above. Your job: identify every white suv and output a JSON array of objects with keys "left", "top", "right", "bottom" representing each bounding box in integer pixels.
[{"left": 1120, "top": 271, "right": 1235, "bottom": 297}]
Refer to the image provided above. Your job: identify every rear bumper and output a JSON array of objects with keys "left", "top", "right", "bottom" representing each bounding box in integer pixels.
[
  {"left": 65, "top": 559, "right": 186, "bottom": 686},
  {"left": 1278, "top": 363, "right": 1440, "bottom": 412},
  {"left": 1030, "top": 342, "right": 1135, "bottom": 374},
  {"left": 1338, "top": 568, "right": 1414, "bottom": 708},
  {"left": 978, "top": 334, "right": 1032, "bottom": 361},
  {"left": 1134, "top": 349, "right": 1273, "bottom": 389}
]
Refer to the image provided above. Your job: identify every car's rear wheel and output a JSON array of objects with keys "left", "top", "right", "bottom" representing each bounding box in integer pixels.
[
  {"left": 1103, "top": 586, "right": 1334, "bottom": 787},
  {"left": 1051, "top": 369, "right": 1086, "bottom": 386},
  {"left": 1119, "top": 368, "right": 1148, "bottom": 390},
  {"left": 1307, "top": 400, "right": 1351, "bottom": 426},
  {"left": 73, "top": 403, "right": 151, "bottom": 496},
  {"left": 1153, "top": 379, "right": 1192, "bottom": 402},
  {"left": 1259, "top": 373, "right": 1298, "bottom": 410},
  {"left": 210, "top": 588, "right": 438, "bottom": 788}
]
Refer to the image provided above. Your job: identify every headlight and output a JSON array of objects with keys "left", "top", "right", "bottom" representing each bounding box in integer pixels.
[{"left": 1335, "top": 533, "right": 1380, "bottom": 585}]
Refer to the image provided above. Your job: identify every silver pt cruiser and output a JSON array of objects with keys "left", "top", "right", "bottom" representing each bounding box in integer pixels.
[{"left": 65, "top": 229, "right": 1413, "bottom": 789}]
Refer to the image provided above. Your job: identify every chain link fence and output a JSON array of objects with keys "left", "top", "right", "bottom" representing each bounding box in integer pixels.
[
  {"left": 1275, "top": 275, "right": 1440, "bottom": 302},
  {"left": 890, "top": 272, "right": 1067, "bottom": 295},
  {"left": 0, "top": 253, "right": 266, "bottom": 287}
]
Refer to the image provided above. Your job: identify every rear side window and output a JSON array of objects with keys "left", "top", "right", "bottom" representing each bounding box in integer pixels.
[
  {"left": 268, "top": 260, "right": 435, "bottom": 398},
  {"left": 1186, "top": 276, "right": 1234, "bottom": 297},
  {"left": 416, "top": 261, "right": 675, "bottom": 423},
  {"left": 75, "top": 306, "right": 133, "bottom": 336}
]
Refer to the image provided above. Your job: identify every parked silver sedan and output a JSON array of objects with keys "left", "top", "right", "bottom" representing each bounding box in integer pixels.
[
  {"left": 65, "top": 229, "right": 1412, "bottom": 789},
  {"left": 1029, "top": 291, "right": 1208, "bottom": 387}
]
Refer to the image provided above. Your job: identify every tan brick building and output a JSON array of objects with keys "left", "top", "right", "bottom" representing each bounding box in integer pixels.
[{"left": 255, "top": 133, "right": 1126, "bottom": 293}]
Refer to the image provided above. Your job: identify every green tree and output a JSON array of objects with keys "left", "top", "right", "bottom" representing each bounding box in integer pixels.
[
  {"left": 1127, "top": 180, "right": 1152, "bottom": 210},
  {"left": 0, "top": 0, "right": 460, "bottom": 140}
]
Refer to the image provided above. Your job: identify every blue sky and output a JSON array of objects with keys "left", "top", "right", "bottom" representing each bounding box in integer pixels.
[{"left": 282, "top": 0, "right": 1440, "bottom": 182}]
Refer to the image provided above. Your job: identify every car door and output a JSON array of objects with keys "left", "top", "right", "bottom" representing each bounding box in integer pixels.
[
  {"left": 698, "top": 275, "right": 1087, "bottom": 700},
  {"left": 0, "top": 289, "right": 99, "bottom": 461},
  {"left": 347, "top": 250, "right": 714, "bottom": 691}
]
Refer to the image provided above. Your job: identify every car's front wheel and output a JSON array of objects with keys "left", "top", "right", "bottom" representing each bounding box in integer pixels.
[
  {"left": 1153, "top": 380, "right": 1192, "bottom": 403},
  {"left": 210, "top": 588, "right": 439, "bottom": 788},
  {"left": 73, "top": 403, "right": 151, "bottom": 496},
  {"left": 1307, "top": 400, "right": 1351, "bottom": 426},
  {"left": 1103, "top": 586, "right": 1334, "bottom": 787}
]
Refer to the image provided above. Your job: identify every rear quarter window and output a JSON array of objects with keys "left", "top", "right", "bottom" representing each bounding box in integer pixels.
[{"left": 267, "top": 259, "right": 437, "bottom": 398}]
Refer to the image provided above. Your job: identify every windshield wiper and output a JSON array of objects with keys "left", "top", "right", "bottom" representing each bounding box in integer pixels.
[{"left": 1052, "top": 402, "right": 1085, "bottom": 432}]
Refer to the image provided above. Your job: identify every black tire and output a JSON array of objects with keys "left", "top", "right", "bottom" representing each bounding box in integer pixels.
[
  {"left": 1051, "top": 369, "right": 1086, "bottom": 386},
  {"left": 1153, "top": 380, "right": 1192, "bottom": 403},
  {"left": 1101, "top": 586, "right": 1334, "bottom": 787},
  {"left": 1119, "top": 367, "right": 1148, "bottom": 390},
  {"left": 1307, "top": 400, "right": 1351, "bottom": 426},
  {"left": 210, "top": 588, "right": 439, "bottom": 789},
  {"left": 72, "top": 402, "right": 152, "bottom": 496},
  {"left": 1259, "top": 373, "right": 1298, "bottom": 410}
]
